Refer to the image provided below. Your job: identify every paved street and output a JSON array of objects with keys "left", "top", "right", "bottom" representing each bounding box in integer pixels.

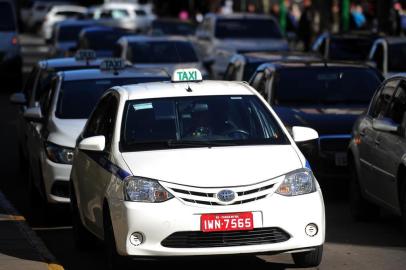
[{"left": 0, "top": 34, "right": 406, "bottom": 270}]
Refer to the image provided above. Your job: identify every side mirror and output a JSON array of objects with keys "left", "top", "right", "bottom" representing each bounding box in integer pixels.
[
  {"left": 292, "top": 126, "right": 319, "bottom": 142},
  {"left": 372, "top": 118, "right": 398, "bottom": 132},
  {"left": 10, "top": 93, "right": 27, "bottom": 105},
  {"left": 23, "top": 106, "right": 43, "bottom": 122},
  {"left": 78, "top": 136, "right": 105, "bottom": 152}
]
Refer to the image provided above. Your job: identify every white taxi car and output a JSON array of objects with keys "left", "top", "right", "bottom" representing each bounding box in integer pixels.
[
  {"left": 70, "top": 69, "right": 325, "bottom": 268},
  {"left": 25, "top": 59, "right": 169, "bottom": 204}
]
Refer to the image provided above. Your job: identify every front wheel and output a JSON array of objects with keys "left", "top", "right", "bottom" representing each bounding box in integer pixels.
[
  {"left": 70, "top": 182, "right": 95, "bottom": 250},
  {"left": 349, "top": 161, "right": 379, "bottom": 221},
  {"left": 292, "top": 245, "right": 323, "bottom": 267},
  {"left": 104, "top": 208, "right": 126, "bottom": 270}
]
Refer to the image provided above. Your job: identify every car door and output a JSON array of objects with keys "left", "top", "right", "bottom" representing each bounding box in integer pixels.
[
  {"left": 27, "top": 77, "right": 59, "bottom": 194},
  {"left": 75, "top": 94, "right": 119, "bottom": 236},
  {"left": 368, "top": 80, "right": 406, "bottom": 211},
  {"left": 360, "top": 79, "right": 399, "bottom": 200}
]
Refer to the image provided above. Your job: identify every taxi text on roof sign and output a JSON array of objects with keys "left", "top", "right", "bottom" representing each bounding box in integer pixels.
[
  {"left": 172, "top": 68, "right": 203, "bottom": 82},
  {"left": 75, "top": 49, "right": 96, "bottom": 61},
  {"left": 100, "top": 58, "right": 126, "bottom": 71}
]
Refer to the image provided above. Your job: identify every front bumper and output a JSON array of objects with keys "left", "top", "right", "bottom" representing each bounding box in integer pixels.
[
  {"left": 109, "top": 190, "right": 325, "bottom": 257},
  {"left": 42, "top": 158, "right": 71, "bottom": 203}
]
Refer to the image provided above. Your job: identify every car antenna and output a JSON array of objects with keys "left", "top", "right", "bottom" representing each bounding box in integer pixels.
[{"left": 174, "top": 41, "right": 192, "bottom": 92}]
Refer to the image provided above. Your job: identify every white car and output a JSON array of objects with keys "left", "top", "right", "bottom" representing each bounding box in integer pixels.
[
  {"left": 116, "top": 35, "right": 208, "bottom": 78},
  {"left": 70, "top": 68, "right": 325, "bottom": 269},
  {"left": 94, "top": 2, "right": 152, "bottom": 32},
  {"left": 26, "top": 1, "right": 66, "bottom": 32},
  {"left": 24, "top": 59, "right": 169, "bottom": 204},
  {"left": 41, "top": 5, "right": 87, "bottom": 41}
]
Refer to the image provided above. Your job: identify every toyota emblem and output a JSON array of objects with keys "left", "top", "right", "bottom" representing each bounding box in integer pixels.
[{"left": 217, "top": 189, "right": 236, "bottom": 203}]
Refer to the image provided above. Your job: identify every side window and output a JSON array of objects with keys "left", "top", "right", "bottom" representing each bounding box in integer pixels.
[
  {"left": 372, "top": 44, "right": 384, "bottom": 72},
  {"left": 39, "top": 77, "right": 58, "bottom": 117},
  {"left": 370, "top": 79, "right": 399, "bottom": 118},
  {"left": 223, "top": 63, "right": 237, "bottom": 80},
  {"left": 251, "top": 72, "right": 266, "bottom": 97},
  {"left": 386, "top": 81, "right": 406, "bottom": 125},
  {"left": 23, "top": 66, "right": 39, "bottom": 103},
  {"left": 83, "top": 95, "right": 119, "bottom": 150}
]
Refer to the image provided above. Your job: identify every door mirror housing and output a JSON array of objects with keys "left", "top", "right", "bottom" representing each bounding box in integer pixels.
[
  {"left": 23, "top": 106, "right": 43, "bottom": 122},
  {"left": 10, "top": 93, "right": 27, "bottom": 105},
  {"left": 78, "top": 136, "right": 105, "bottom": 152},
  {"left": 372, "top": 118, "right": 399, "bottom": 132},
  {"left": 292, "top": 126, "right": 319, "bottom": 142}
]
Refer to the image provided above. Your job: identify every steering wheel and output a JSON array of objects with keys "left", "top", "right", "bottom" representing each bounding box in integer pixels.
[{"left": 223, "top": 129, "right": 250, "bottom": 139}]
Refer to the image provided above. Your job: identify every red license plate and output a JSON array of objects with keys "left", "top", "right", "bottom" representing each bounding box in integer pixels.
[{"left": 201, "top": 212, "right": 254, "bottom": 232}]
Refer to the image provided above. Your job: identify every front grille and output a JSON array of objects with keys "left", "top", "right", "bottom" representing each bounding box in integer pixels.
[
  {"left": 161, "top": 227, "right": 290, "bottom": 248},
  {"left": 319, "top": 136, "right": 350, "bottom": 152},
  {"left": 163, "top": 180, "right": 278, "bottom": 206}
]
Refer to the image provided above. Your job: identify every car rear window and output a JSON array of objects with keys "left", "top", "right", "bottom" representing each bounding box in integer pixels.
[
  {"left": 388, "top": 43, "right": 406, "bottom": 71},
  {"left": 128, "top": 41, "right": 198, "bottom": 63},
  {"left": 58, "top": 24, "right": 92, "bottom": 42},
  {"left": 273, "top": 67, "right": 382, "bottom": 105},
  {"left": 329, "top": 37, "right": 374, "bottom": 61},
  {"left": 82, "top": 30, "right": 127, "bottom": 51},
  {"left": 0, "top": 2, "right": 16, "bottom": 31},
  {"left": 56, "top": 77, "right": 167, "bottom": 119},
  {"left": 215, "top": 18, "right": 282, "bottom": 39}
]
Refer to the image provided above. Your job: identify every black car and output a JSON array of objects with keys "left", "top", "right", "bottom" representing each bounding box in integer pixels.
[
  {"left": 78, "top": 26, "right": 132, "bottom": 57},
  {"left": 249, "top": 60, "right": 384, "bottom": 179},
  {"left": 348, "top": 75, "right": 406, "bottom": 228},
  {"left": 312, "top": 32, "right": 382, "bottom": 61},
  {"left": 223, "top": 51, "right": 321, "bottom": 82}
]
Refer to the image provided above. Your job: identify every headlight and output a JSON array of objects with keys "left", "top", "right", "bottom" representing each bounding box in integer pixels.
[
  {"left": 276, "top": 168, "right": 316, "bottom": 196},
  {"left": 45, "top": 142, "right": 74, "bottom": 164},
  {"left": 124, "top": 176, "right": 173, "bottom": 203}
]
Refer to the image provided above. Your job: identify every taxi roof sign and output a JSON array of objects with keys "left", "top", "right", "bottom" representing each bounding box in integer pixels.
[
  {"left": 172, "top": 68, "right": 203, "bottom": 82},
  {"left": 100, "top": 58, "right": 126, "bottom": 71},
  {"left": 75, "top": 49, "right": 96, "bottom": 61}
]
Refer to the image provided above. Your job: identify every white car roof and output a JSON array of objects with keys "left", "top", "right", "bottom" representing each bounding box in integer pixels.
[
  {"left": 50, "top": 5, "right": 87, "bottom": 12},
  {"left": 118, "top": 80, "right": 256, "bottom": 101},
  {"left": 119, "top": 35, "right": 190, "bottom": 43}
]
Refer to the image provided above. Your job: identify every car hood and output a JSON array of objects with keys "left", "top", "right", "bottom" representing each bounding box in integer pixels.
[
  {"left": 275, "top": 105, "right": 367, "bottom": 135},
  {"left": 121, "top": 145, "right": 302, "bottom": 187},
  {"left": 216, "top": 38, "right": 289, "bottom": 52},
  {"left": 47, "top": 118, "right": 87, "bottom": 148}
]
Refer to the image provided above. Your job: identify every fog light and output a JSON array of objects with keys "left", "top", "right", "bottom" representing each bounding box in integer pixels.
[
  {"left": 305, "top": 223, "right": 318, "bottom": 237},
  {"left": 129, "top": 232, "right": 144, "bottom": 246}
]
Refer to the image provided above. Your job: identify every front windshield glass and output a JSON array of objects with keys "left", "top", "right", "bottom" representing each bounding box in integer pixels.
[
  {"left": 388, "top": 43, "right": 406, "bottom": 71},
  {"left": 128, "top": 41, "right": 198, "bottom": 63},
  {"left": 120, "top": 95, "right": 288, "bottom": 151},
  {"left": 273, "top": 67, "right": 382, "bottom": 106},
  {"left": 215, "top": 18, "right": 282, "bottom": 39},
  {"left": 55, "top": 77, "right": 167, "bottom": 119},
  {"left": 328, "top": 37, "right": 373, "bottom": 60}
]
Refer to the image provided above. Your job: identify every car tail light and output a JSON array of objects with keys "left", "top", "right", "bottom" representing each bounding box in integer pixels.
[{"left": 11, "top": 36, "right": 18, "bottom": 45}]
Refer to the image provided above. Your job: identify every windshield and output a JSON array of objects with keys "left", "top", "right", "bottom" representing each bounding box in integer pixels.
[
  {"left": 0, "top": 2, "right": 16, "bottom": 31},
  {"left": 120, "top": 95, "right": 288, "bottom": 151},
  {"left": 128, "top": 41, "right": 198, "bottom": 63},
  {"left": 152, "top": 21, "right": 196, "bottom": 35},
  {"left": 215, "top": 18, "right": 282, "bottom": 39},
  {"left": 84, "top": 31, "right": 126, "bottom": 50},
  {"left": 388, "top": 43, "right": 406, "bottom": 71},
  {"left": 329, "top": 37, "right": 373, "bottom": 61},
  {"left": 55, "top": 77, "right": 167, "bottom": 119},
  {"left": 273, "top": 67, "right": 382, "bottom": 105},
  {"left": 58, "top": 24, "right": 91, "bottom": 42}
]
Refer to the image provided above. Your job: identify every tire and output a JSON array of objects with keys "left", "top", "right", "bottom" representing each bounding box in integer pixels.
[
  {"left": 70, "top": 182, "right": 95, "bottom": 250},
  {"left": 104, "top": 207, "right": 126, "bottom": 270},
  {"left": 292, "top": 245, "right": 323, "bottom": 267},
  {"left": 28, "top": 165, "right": 43, "bottom": 207},
  {"left": 349, "top": 161, "right": 379, "bottom": 221}
]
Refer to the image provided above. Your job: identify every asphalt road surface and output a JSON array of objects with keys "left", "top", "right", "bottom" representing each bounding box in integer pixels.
[{"left": 0, "top": 34, "right": 405, "bottom": 270}]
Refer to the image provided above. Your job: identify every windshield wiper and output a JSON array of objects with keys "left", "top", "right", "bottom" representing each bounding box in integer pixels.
[{"left": 168, "top": 140, "right": 238, "bottom": 147}]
